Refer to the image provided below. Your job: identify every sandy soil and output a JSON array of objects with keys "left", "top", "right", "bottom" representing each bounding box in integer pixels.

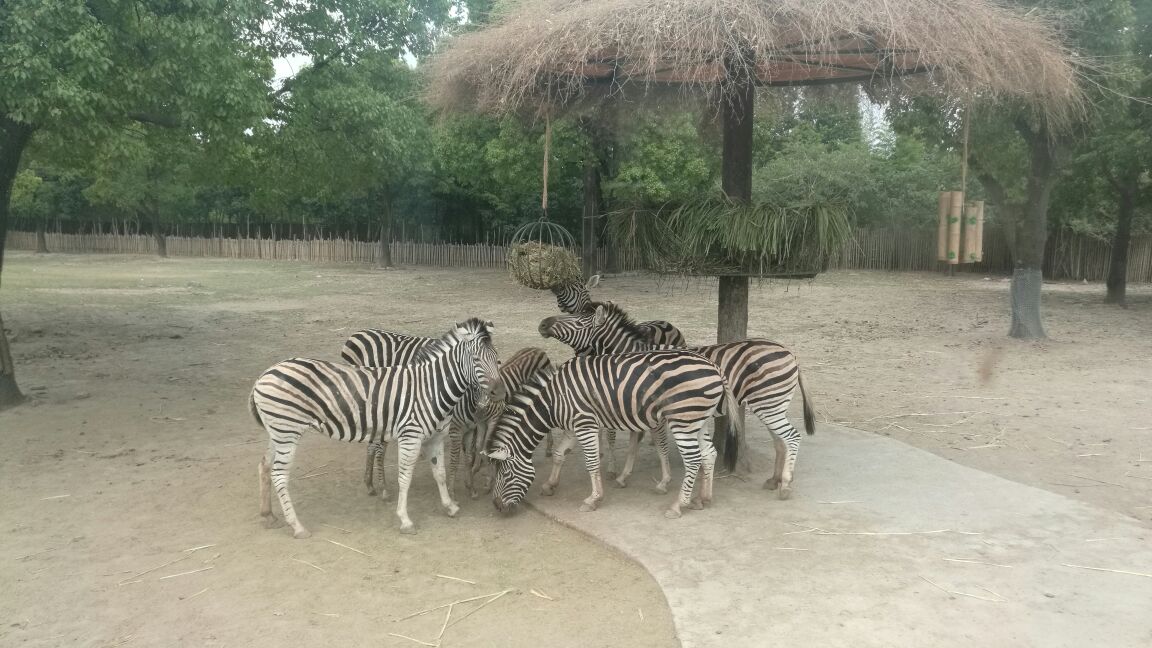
[{"left": 1, "top": 253, "right": 1149, "bottom": 647}]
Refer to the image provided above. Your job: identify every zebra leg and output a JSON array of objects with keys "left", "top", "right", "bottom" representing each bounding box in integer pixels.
[
  {"left": 699, "top": 426, "right": 718, "bottom": 507},
  {"left": 446, "top": 423, "right": 463, "bottom": 499},
  {"left": 665, "top": 424, "right": 703, "bottom": 519},
  {"left": 653, "top": 425, "right": 672, "bottom": 495},
  {"left": 755, "top": 404, "right": 802, "bottom": 500},
  {"left": 258, "top": 442, "right": 281, "bottom": 528},
  {"left": 615, "top": 429, "right": 644, "bottom": 488},
  {"left": 394, "top": 434, "right": 422, "bottom": 534},
  {"left": 428, "top": 432, "right": 461, "bottom": 518},
  {"left": 541, "top": 430, "right": 576, "bottom": 496},
  {"left": 374, "top": 439, "right": 390, "bottom": 501},
  {"left": 602, "top": 428, "right": 618, "bottom": 479},
  {"left": 267, "top": 433, "right": 310, "bottom": 538},
  {"left": 574, "top": 423, "right": 605, "bottom": 512}
]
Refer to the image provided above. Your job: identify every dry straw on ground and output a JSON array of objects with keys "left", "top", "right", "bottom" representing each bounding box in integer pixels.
[{"left": 426, "top": 0, "right": 1084, "bottom": 123}]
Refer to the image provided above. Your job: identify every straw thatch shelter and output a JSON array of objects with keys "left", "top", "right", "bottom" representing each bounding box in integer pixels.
[{"left": 425, "top": 0, "right": 1083, "bottom": 458}]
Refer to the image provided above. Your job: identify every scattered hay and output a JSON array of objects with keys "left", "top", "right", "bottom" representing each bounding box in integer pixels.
[{"left": 507, "top": 242, "right": 581, "bottom": 290}]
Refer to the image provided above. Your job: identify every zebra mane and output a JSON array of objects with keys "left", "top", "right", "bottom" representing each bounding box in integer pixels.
[
  {"left": 587, "top": 301, "right": 648, "bottom": 344},
  {"left": 411, "top": 318, "right": 493, "bottom": 363}
]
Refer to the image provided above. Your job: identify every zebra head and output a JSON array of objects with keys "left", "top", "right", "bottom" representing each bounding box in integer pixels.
[
  {"left": 538, "top": 301, "right": 650, "bottom": 356},
  {"left": 482, "top": 379, "right": 552, "bottom": 513},
  {"left": 451, "top": 318, "right": 504, "bottom": 409},
  {"left": 549, "top": 274, "right": 601, "bottom": 314}
]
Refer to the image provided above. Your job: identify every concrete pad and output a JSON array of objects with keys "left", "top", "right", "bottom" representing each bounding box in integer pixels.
[{"left": 525, "top": 424, "right": 1152, "bottom": 648}]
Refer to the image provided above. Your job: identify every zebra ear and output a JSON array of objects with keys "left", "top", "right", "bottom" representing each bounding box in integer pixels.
[
  {"left": 585, "top": 274, "right": 601, "bottom": 290},
  {"left": 592, "top": 304, "right": 608, "bottom": 327},
  {"left": 482, "top": 447, "right": 510, "bottom": 461}
]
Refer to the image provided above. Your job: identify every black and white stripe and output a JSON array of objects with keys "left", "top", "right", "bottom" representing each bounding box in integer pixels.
[
  {"left": 550, "top": 275, "right": 687, "bottom": 347},
  {"left": 251, "top": 319, "right": 502, "bottom": 537},
  {"left": 539, "top": 302, "right": 816, "bottom": 499},
  {"left": 483, "top": 350, "right": 740, "bottom": 519}
]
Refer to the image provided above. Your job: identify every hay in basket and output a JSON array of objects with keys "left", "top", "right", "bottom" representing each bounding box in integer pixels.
[{"left": 507, "top": 241, "right": 581, "bottom": 290}]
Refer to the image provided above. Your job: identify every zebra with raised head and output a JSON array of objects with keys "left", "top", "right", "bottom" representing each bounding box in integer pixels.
[
  {"left": 251, "top": 318, "right": 502, "bottom": 537},
  {"left": 539, "top": 302, "right": 816, "bottom": 499},
  {"left": 550, "top": 275, "right": 687, "bottom": 347},
  {"left": 482, "top": 350, "right": 742, "bottom": 519}
]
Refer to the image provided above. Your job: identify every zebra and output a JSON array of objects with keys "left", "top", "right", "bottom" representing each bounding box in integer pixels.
[
  {"left": 251, "top": 318, "right": 502, "bottom": 537},
  {"left": 342, "top": 328, "right": 552, "bottom": 498},
  {"left": 550, "top": 274, "right": 687, "bottom": 347},
  {"left": 342, "top": 327, "right": 554, "bottom": 499},
  {"left": 538, "top": 302, "right": 816, "bottom": 499},
  {"left": 482, "top": 350, "right": 743, "bottom": 519}
]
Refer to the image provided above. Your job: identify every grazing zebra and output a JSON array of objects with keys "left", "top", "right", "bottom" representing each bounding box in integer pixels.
[
  {"left": 343, "top": 327, "right": 554, "bottom": 499},
  {"left": 550, "top": 275, "right": 687, "bottom": 347},
  {"left": 539, "top": 302, "right": 816, "bottom": 499},
  {"left": 251, "top": 318, "right": 502, "bottom": 537},
  {"left": 482, "top": 350, "right": 742, "bottom": 519}
]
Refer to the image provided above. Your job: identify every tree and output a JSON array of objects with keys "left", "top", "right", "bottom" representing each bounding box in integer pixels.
[
  {"left": 887, "top": 0, "right": 1134, "bottom": 338},
  {"left": 254, "top": 54, "right": 432, "bottom": 266},
  {"left": 0, "top": 0, "right": 458, "bottom": 410}
]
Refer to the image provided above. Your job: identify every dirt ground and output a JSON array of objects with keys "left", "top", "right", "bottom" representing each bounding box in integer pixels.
[{"left": 1, "top": 253, "right": 1150, "bottom": 647}]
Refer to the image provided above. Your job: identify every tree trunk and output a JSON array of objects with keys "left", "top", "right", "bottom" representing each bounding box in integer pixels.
[
  {"left": 377, "top": 187, "right": 393, "bottom": 268},
  {"left": 0, "top": 116, "right": 35, "bottom": 410},
  {"left": 714, "top": 50, "right": 755, "bottom": 472},
  {"left": 35, "top": 220, "right": 48, "bottom": 253},
  {"left": 153, "top": 229, "right": 167, "bottom": 257},
  {"left": 1008, "top": 122, "right": 1059, "bottom": 340},
  {"left": 582, "top": 161, "right": 601, "bottom": 278},
  {"left": 1105, "top": 183, "right": 1136, "bottom": 306}
]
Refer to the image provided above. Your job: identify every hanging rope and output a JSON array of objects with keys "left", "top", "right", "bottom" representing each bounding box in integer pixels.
[
  {"left": 541, "top": 115, "right": 552, "bottom": 215},
  {"left": 960, "top": 97, "right": 971, "bottom": 195}
]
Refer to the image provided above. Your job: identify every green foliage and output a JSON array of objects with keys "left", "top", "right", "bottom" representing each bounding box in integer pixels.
[{"left": 607, "top": 111, "right": 716, "bottom": 206}]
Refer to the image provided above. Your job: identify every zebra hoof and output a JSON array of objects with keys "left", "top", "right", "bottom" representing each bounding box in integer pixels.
[
  {"left": 445, "top": 503, "right": 460, "bottom": 518},
  {"left": 578, "top": 501, "right": 598, "bottom": 513},
  {"left": 664, "top": 509, "right": 682, "bottom": 520},
  {"left": 262, "top": 515, "right": 284, "bottom": 529},
  {"left": 292, "top": 527, "right": 312, "bottom": 540},
  {"left": 614, "top": 477, "right": 628, "bottom": 489},
  {"left": 367, "top": 488, "right": 377, "bottom": 497},
  {"left": 763, "top": 477, "right": 781, "bottom": 491},
  {"left": 689, "top": 498, "right": 704, "bottom": 510},
  {"left": 399, "top": 524, "right": 417, "bottom": 535},
  {"left": 777, "top": 486, "right": 793, "bottom": 501},
  {"left": 540, "top": 484, "right": 556, "bottom": 496},
  {"left": 654, "top": 483, "right": 669, "bottom": 495},
  {"left": 701, "top": 497, "right": 713, "bottom": 508}
]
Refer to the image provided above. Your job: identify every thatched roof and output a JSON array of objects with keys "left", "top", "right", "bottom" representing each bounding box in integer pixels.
[{"left": 426, "top": 0, "right": 1084, "bottom": 121}]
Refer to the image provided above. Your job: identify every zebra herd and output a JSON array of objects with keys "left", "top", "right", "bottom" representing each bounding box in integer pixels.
[{"left": 248, "top": 274, "right": 814, "bottom": 537}]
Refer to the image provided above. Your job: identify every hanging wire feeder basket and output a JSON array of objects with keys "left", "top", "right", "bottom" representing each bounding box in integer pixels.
[{"left": 506, "top": 218, "right": 581, "bottom": 290}]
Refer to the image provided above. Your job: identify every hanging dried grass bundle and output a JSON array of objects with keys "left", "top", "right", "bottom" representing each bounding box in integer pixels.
[{"left": 507, "top": 241, "right": 582, "bottom": 289}]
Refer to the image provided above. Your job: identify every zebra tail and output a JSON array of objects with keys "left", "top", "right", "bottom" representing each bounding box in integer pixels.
[
  {"left": 720, "top": 386, "right": 744, "bottom": 473},
  {"left": 799, "top": 370, "right": 816, "bottom": 436},
  {"left": 248, "top": 389, "right": 265, "bottom": 428}
]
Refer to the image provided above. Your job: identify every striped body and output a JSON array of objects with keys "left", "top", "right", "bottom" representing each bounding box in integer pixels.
[
  {"left": 341, "top": 329, "right": 432, "bottom": 367},
  {"left": 252, "top": 319, "right": 501, "bottom": 537},
  {"left": 550, "top": 276, "right": 687, "bottom": 347},
  {"left": 485, "top": 350, "right": 736, "bottom": 518},
  {"left": 539, "top": 302, "right": 815, "bottom": 498}
]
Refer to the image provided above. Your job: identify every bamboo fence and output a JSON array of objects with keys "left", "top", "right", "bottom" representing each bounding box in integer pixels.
[{"left": 6, "top": 229, "right": 1151, "bottom": 283}]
